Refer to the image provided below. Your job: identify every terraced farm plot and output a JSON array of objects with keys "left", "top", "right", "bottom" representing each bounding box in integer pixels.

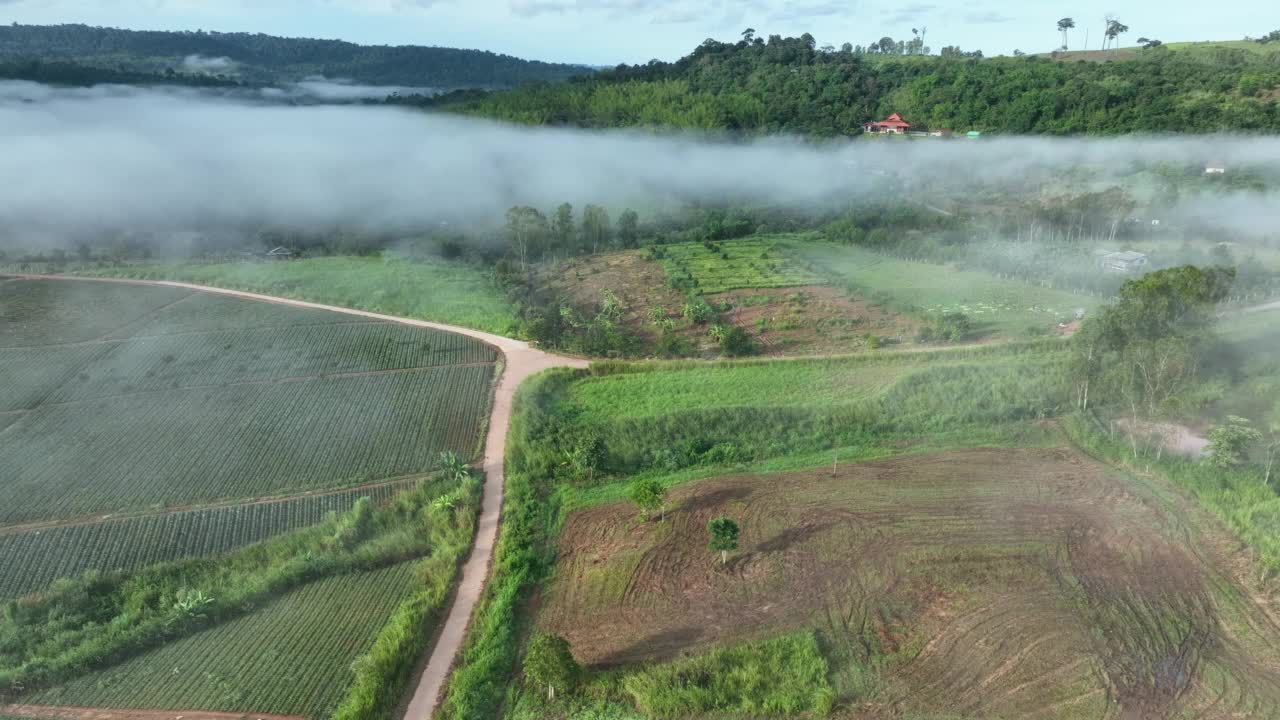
[
  {"left": 790, "top": 241, "right": 1100, "bottom": 336},
  {"left": 0, "top": 478, "right": 418, "bottom": 599},
  {"left": 660, "top": 236, "right": 823, "bottom": 294},
  {"left": 542, "top": 447, "right": 1280, "bottom": 718},
  {"left": 28, "top": 561, "right": 423, "bottom": 719},
  {"left": 0, "top": 279, "right": 496, "bottom": 524}
]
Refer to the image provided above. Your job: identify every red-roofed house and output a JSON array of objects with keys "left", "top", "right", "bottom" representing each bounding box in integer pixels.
[{"left": 863, "top": 113, "right": 913, "bottom": 134}]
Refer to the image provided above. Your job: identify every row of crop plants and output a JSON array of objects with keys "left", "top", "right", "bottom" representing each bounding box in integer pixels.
[
  {"left": 0, "top": 365, "right": 494, "bottom": 524},
  {"left": 26, "top": 561, "right": 422, "bottom": 718},
  {"left": 102, "top": 292, "right": 358, "bottom": 339},
  {"left": 47, "top": 321, "right": 496, "bottom": 404},
  {"left": 0, "top": 478, "right": 419, "bottom": 598},
  {"left": 0, "top": 280, "right": 191, "bottom": 347}
]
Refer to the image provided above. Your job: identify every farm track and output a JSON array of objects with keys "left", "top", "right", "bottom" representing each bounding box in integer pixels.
[{"left": 10, "top": 275, "right": 588, "bottom": 720}]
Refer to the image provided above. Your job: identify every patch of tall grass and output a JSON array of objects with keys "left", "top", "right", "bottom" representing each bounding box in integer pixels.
[
  {"left": 622, "top": 632, "right": 835, "bottom": 718},
  {"left": 582, "top": 355, "right": 1069, "bottom": 475},
  {"left": 331, "top": 485, "right": 481, "bottom": 720}
]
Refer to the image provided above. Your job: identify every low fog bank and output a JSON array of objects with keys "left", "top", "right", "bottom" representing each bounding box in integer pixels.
[
  {"left": 2, "top": 81, "right": 1279, "bottom": 251},
  {"left": 264, "top": 77, "right": 440, "bottom": 102}
]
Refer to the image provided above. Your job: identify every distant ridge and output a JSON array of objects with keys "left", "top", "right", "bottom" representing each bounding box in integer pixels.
[{"left": 0, "top": 23, "right": 591, "bottom": 88}]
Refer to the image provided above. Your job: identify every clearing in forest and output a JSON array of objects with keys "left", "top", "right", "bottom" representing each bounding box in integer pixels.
[{"left": 542, "top": 447, "right": 1280, "bottom": 719}]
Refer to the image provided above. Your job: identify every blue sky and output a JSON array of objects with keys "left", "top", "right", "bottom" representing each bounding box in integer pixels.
[{"left": 0, "top": 0, "right": 1265, "bottom": 65}]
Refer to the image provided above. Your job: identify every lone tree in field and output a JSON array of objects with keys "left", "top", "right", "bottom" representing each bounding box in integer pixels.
[
  {"left": 1208, "top": 416, "right": 1263, "bottom": 469},
  {"left": 629, "top": 478, "right": 667, "bottom": 521},
  {"left": 617, "top": 209, "right": 640, "bottom": 249},
  {"left": 1058, "top": 17, "right": 1075, "bottom": 50},
  {"left": 524, "top": 633, "right": 581, "bottom": 702},
  {"left": 1070, "top": 265, "right": 1234, "bottom": 417},
  {"left": 707, "top": 517, "right": 740, "bottom": 565}
]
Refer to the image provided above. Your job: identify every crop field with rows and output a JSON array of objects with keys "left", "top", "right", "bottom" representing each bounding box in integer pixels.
[
  {"left": 0, "top": 478, "right": 419, "bottom": 599},
  {"left": 0, "top": 279, "right": 496, "bottom": 525},
  {"left": 659, "top": 236, "right": 823, "bottom": 294},
  {"left": 28, "top": 561, "right": 423, "bottom": 719}
]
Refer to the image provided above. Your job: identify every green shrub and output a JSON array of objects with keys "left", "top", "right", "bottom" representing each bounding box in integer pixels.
[
  {"left": 719, "top": 326, "right": 755, "bottom": 356},
  {"left": 621, "top": 632, "right": 835, "bottom": 718}
]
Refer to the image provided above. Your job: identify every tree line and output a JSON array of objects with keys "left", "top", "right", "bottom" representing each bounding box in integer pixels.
[
  {"left": 422, "top": 31, "right": 1280, "bottom": 135},
  {"left": 0, "top": 23, "right": 590, "bottom": 88}
]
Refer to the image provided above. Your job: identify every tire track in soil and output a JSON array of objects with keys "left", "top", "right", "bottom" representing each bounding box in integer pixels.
[{"left": 13, "top": 276, "right": 588, "bottom": 720}]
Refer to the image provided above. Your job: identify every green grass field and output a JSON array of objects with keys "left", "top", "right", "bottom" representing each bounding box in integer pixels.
[
  {"left": 0, "top": 279, "right": 496, "bottom": 524},
  {"left": 73, "top": 254, "right": 519, "bottom": 335},
  {"left": 789, "top": 241, "right": 1100, "bottom": 336},
  {"left": 570, "top": 358, "right": 914, "bottom": 422},
  {"left": 659, "top": 236, "right": 824, "bottom": 294},
  {"left": 27, "top": 561, "right": 423, "bottom": 718},
  {"left": 0, "top": 478, "right": 418, "bottom": 599}
]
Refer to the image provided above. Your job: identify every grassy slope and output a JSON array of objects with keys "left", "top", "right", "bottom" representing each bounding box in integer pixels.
[
  {"left": 73, "top": 255, "right": 519, "bottom": 336},
  {"left": 789, "top": 240, "right": 1101, "bottom": 336},
  {"left": 1045, "top": 39, "right": 1278, "bottom": 62}
]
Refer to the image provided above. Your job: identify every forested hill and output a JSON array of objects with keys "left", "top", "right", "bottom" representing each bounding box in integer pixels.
[
  {"left": 0, "top": 23, "right": 589, "bottom": 88},
  {"left": 420, "top": 34, "right": 1280, "bottom": 134}
]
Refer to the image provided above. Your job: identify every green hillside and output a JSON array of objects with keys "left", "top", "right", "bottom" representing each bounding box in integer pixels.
[
  {"left": 0, "top": 23, "right": 590, "bottom": 88},
  {"left": 421, "top": 33, "right": 1280, "bottom": 134}
]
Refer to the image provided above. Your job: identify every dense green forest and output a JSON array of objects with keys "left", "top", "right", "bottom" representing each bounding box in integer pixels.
[
  {"left": 0, "top": 58, "right": 244, "bottom": 87},
  {"left": 0, "top": 23, "right": 590, "bottom": 88},
  {"left": 416, "top": 33, "right": 1280, "bottom": 134}
]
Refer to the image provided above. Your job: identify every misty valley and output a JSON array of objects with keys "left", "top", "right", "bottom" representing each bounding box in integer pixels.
[{"left": 3, "top": 18, "right": 1280, "bottom": 720}]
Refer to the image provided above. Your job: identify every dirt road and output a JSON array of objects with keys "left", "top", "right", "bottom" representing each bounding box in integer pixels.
[
  {"left": 1243, "top": 299, "right": 1280, "bottom": 314},
  {"left": 11, "top": 275, "right": 588, "bottom": 720}
]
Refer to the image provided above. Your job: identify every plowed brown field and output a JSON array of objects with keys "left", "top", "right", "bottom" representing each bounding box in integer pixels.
[{"left": 542, "top": 448, "right": 1280, "bottom": 719}]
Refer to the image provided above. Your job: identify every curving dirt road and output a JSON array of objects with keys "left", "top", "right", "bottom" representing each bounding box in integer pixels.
[{"left": 11, "top": 275, "right": 588, "bottom": 720}]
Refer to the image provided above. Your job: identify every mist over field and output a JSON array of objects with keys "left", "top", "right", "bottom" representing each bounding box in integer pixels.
[{"left": 1, "top": 80, "right": 1278, "bottom": 247}]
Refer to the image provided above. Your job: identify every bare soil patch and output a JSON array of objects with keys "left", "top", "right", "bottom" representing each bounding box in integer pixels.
[{"left": 542, "top": 447, "right": 1280, "bottom": 718}]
